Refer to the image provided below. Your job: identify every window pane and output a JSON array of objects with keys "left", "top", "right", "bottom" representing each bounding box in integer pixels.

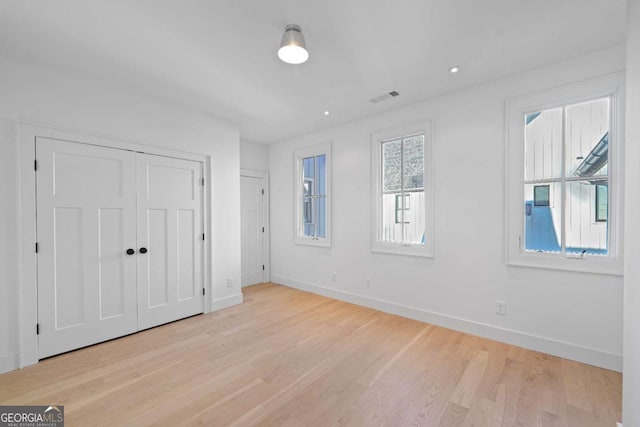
[
  {"left": 303, "top": 179, "right": 312, "bottom": 197},
  {"left": 381, "top": 136, "right": 425, "bottom": 245},
  {"left": 382, "top": 140, "right": 401, "bottom": 193},
  {"left": 317, "top": 196, "right": 326, "bottom": 238},
  {"left": 565, "top": 181, "right": 608, "bottom": 255},
  {"left": 382, "top": 192, "right": 403, "bottom": 243},
  {"left": 403, "top": 135, "right": 424, "bottom": 190},
  {"left": 524, "top": 182, "right": 562, "bottom": 253},
  {"left": 395, "top": 194, "right": 410, "bottom": 224},
  {"left": 403, "top": 191, "right": 425, "bottom": 245},
  {"left": 303, "top": 197, "right": 313, "bottom": 226},
  {"left": 302, "top": 155, "right": 327, "bottom": 238},
  {"left": 304, "top": 223, "right": 314, "bottom": 237},
  {"left": 596, "top": 184, "right": 608, "bottom": 222},
  {"left": 303, "top": 157, "right": 315, "bottom": 179},
  {"left": 533, "top": 185, "right": 550, "bottom": 206},
  {"left": 566, "top": 98, "right": 609, "bottom": 180},
  {"left": 524, "top": 107, "right": 562, "bottom": 181},
  {"left": 316, "top": 155, "right": 326, "bottom": 195},
  {"left": 295, "top": 144, "right": 331, "bottom": 245}
]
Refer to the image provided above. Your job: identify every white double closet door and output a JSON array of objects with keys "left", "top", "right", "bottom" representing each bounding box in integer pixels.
[{"left": 36, "top": 138, "right": 204, "bottom": 358}]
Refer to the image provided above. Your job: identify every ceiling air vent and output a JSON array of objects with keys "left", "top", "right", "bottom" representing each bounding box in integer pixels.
[{"left": 369, "top": 91, "right": 400, "bottom": 104}]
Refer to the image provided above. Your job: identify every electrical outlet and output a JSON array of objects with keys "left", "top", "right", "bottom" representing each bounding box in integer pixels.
[
  {"left": 226, "top": 278, "right": 234, "bottom": 288},
  {"left": 332, "top": 272, "right": 337, "bottom": 282},
  {"left": 366, "top": 278, "right": 372, "bottom": 288},
  {"left": 496, "top": 301, "right": 507, "bottom": 315}
]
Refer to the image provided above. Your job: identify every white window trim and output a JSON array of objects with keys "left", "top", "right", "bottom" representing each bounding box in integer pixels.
[
  {"left": 505, "top": 73, "right": 624, "bottom": 275},
  {"left": 371, "top": 121, "right": 434, "bottom": 258},
  {"left": 293, "top": 142, "right": 332, "bottom": 247}
]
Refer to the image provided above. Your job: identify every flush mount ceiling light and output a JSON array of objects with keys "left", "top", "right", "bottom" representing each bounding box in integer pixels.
[
  {"left": 449, "top": 66, "right": 460, "bottom": 74},
  {"left": 278, "top": 24, "right": 309, "bottom": 64}
]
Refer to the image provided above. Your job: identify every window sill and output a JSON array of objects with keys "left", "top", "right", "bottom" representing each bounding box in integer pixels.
[
  {"left": 507, "top": 251, "right": 623, "bottom": 276},
  {"left": 371, "top": 244, "right": 433, "bottom": 258},
  {"left": 294, "top": 237, "right": 332, "bottom": 248}
]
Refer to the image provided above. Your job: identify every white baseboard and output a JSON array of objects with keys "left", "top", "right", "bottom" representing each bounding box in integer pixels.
[
  {"left": 0, "top": 352, "right": 20, "bottom": 374},
  {"left": 272, "top": 275, "right": 622, "bottom": 372},
  {"left": 212, "top": 293, "right": 244, "bottom": 311}
]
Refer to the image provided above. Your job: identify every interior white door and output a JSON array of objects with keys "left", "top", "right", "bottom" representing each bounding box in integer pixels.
[
  {"left": 36, "top": 138, "right": 138, "bottom": 358},
  {"left": 240, "top": 175, "right": 264, "bottom": 286},
  {"left": 136, "top": 154, "right": 204, "bottom": 330}
]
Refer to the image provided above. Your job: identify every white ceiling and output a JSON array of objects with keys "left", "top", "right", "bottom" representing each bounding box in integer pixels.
[{"left": 0, "top": 0, "right": 626, "bottom": 143}]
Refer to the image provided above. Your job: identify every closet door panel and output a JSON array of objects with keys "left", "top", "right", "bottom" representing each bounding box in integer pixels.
[
  {"left": 36, "top": 138, "right": 138, "bottom": 358},
  {"left": 136, "top": 154, "right": 204, "bottom": 330}
]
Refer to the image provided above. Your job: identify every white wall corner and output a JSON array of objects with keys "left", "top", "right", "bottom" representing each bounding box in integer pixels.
[
  {"left": 272, "top": 275, "right": 622, "bottom": 372},
  {"left": 0, "top": 352, "right": 20, "bottom": 374},
  {"left": 211, "top": 293, "right": 244, "bottom": 312},
  {"left": 623, "top": 0, "right": 640, "bottom": 426}
]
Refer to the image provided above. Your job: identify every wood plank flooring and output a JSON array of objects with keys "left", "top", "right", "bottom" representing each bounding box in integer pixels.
[{"left": 0, "top": 283, "right": 621, "bottom": 426}]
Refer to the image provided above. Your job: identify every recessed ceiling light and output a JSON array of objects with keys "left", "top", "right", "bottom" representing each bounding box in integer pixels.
[
  {"left": 324, "top": 111, "right": 330, "bottom": 116},
  {"left": 449, "top": 66, "right": 460, "bottom": 74}
]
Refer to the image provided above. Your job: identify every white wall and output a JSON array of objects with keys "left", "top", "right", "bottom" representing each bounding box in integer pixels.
[
  {"left": 269, "top": 46, "right": 625, "bottom": 371},
  {"left": 0, "top": 57, "right": 242, "bottom": 373},
  {"left": 623, "top": 0, "right": 640, "bottom": 424},
  {"left": 0, "top": 120, "right": 18, "bottom": 373},
  {"left": 240, "top": 140, "right": 269, "bottom": 172}
]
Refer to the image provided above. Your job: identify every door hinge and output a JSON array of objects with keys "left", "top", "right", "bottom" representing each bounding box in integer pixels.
[
  {"left": 262, "top": 189, "right": 264, "bottom": 195},
  {"left": 201, "top": 177, "right": 205, "bottom": 186},
  {"left": 34, "top": 160, "right": 38, "bottom": 171},
  {"left": 262, "top": 227, "right": 265, "bottom": 233},
  {"left": 36, "top": 323, "right": 40, "bottom": 335},
  {"left": 202, "top": 233, "right": 205, "bottom": 241},
  {"left": 202, "top": 288, "right": 205, "bottom": 296},
  {"left": 262, "top": 265, "right": 265, "bottom": 271},
  {"left": 35, "top": 242, "right": 39, "bottom": 253}
]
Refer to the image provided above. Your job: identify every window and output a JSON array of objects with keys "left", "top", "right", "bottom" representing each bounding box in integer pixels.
[
  {"left": 596, "top": 184, "right": 608, "bottom": 222},
  {"left": 506, "top": 74, "right": 623, "bottom": 274},
  {"left": 371, "top": 121, "right": 434, "bottom": 257},
  {"left": 294, "top": 143, "right": 331, "bottom": 246},
  {"left": 533, "top": 185, "right": 550, "bottom": 207}
]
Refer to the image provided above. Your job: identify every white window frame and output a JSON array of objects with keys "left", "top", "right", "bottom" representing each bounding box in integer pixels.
[
  {"left": 505, "top": 73, "right": 624, "bottom": 275},
  {"left": 371, "top": 121, "right": 434, "bottom": 257},
  {"left": 294, "top": 142, "right": 332, "bottom": 247}
]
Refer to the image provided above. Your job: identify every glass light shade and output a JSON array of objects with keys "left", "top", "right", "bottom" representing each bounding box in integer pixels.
[{"left": 278, "top": 24, "right": 309, "bottom": 64}]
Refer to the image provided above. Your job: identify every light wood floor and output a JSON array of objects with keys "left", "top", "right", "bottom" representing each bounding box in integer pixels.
[{"left": 0, "top": 283, "right": 621, "bottom": 426}]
